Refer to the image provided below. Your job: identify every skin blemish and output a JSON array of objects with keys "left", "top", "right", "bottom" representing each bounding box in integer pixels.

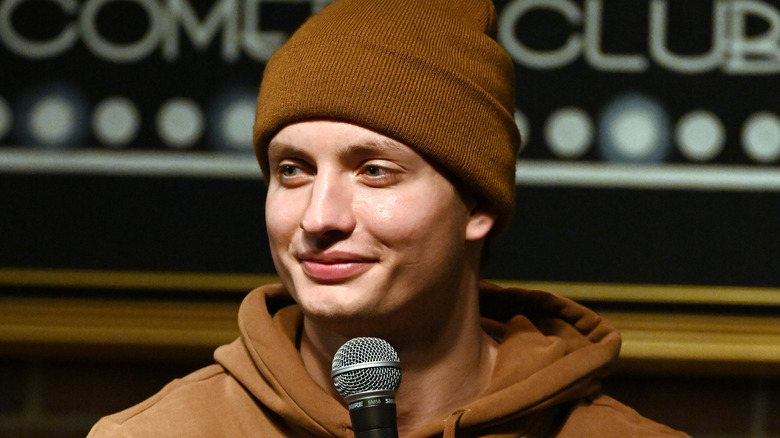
[{"left": 354, "top": 192, "right": 397, "bottom": 222}]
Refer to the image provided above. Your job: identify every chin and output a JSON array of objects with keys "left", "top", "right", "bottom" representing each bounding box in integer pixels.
[{"left": 294, "top": 282, "right": 377, "bottom": 319}]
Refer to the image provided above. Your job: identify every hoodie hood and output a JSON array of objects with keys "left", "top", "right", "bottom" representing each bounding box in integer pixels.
[
  {"left": 436, "top": 281, "right": 621, "bottom": 435},
  {"left": 215, "top": 282, "right": 621, "bottom": 437},
  {"left": 214, "top": 284, "right": 351, "bottom": 436}
]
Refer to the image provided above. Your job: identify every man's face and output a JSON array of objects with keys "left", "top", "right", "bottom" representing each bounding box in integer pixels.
[{"left": 265, "top": 120, "right": 494, "bottom": 328}]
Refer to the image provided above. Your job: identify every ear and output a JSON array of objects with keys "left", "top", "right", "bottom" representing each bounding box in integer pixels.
[{"left": 465, "top": 208, "right": 496, "bottom": 241}]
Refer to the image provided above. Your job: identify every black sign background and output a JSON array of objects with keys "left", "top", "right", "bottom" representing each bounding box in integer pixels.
[{"left": 2, "top": 0, "right": 780, "bottom": 289}]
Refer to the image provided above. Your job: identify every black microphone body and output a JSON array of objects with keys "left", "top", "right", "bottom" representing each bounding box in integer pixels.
[
  {"left": 348, "top": 396, "right": 398, "bottom": 438},
  {"left": 331, "top": 338, "right": 402, "bottom": 438}
]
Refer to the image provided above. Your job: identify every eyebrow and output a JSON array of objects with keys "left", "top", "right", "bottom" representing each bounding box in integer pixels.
[
  {"left": 267, "top": 141, "right": 309, "bottom": 162},
  {"left": 341, "top": 138, "right": 409, "bottom": 156}
]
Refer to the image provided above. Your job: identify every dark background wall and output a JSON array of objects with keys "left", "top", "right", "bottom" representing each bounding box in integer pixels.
[{"left": 2, "top": 0, "right": 780, "bottom": 287}]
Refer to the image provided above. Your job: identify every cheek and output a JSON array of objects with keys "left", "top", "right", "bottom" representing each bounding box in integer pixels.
[
  {"left": 265, "top": 191, "right": 300, "bottom": 244},
  {"left": 353, "top": 189, "right": 464, "bottom": 243},
  {"left": 354, "top": 192, "right": 397, "bottom": 223}
]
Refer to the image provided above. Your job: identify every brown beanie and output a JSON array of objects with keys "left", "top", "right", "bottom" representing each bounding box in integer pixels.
[{"left": 253, "top": 0, "right": 520, "bottom": 231}]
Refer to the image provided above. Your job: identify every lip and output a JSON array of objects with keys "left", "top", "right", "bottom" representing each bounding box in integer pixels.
[{"left": 299, "top": 251, "right": 377, "bottom": 282}]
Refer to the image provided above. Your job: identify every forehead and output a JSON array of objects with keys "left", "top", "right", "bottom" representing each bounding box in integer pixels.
[{"left": 268, "top": 120, "right": 419, "bottom": 160}]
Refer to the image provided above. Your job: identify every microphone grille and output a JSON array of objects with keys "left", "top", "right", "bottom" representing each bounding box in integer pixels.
[{"left": 331, "top": 337, "right": 401, "bottom": 399}]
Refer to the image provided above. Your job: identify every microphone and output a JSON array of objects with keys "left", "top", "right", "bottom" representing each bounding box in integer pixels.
[{"left": 331, "top": 337, "right": 401, "bottom": 438}]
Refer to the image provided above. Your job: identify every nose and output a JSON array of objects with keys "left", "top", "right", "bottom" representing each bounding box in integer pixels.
[{"left": 300, "top": 169, "right": 356, "bottom": 238}]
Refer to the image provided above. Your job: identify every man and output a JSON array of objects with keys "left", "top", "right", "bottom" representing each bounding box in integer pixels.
[{"left": 89, "top": 0, "right": 689, "bottom": 436}]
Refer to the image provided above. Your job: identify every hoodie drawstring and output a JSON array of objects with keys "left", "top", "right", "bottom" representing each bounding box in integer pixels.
[{"left": 442, "top": 409, "right": 468, "bottom": 438}]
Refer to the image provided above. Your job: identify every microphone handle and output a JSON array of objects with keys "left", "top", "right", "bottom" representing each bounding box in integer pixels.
[
  {"left": 349, "top": 396, "right": 398, "bottom": 438},
  {"left": 355, "top": 429, "right": 397, "bottom": 438}
]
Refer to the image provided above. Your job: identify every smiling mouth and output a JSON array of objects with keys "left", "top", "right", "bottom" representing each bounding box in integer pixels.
[{"left": 300, "top": 259, "right": 375, "bottom": 282}]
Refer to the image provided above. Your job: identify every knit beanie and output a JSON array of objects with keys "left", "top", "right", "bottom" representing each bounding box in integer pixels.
[{"left": 253, "top": 0, "right": 520, "bottom": 231}]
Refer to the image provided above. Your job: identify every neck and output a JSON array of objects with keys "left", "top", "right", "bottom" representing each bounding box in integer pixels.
[
  {"left": 299, "top": 280, "right": 498, "bottom": 436},
  {"left": 392, "top": 324, "right": 498, "bottom": 436}
]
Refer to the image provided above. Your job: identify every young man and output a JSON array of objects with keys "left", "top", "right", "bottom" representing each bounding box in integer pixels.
[{"left": 89, "top": 0, "right": 688, "bottom": 436}]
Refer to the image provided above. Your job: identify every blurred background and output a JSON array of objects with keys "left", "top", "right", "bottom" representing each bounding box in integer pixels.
[{"left": 1, "top": 0, "right": 779, "bottom": 436}]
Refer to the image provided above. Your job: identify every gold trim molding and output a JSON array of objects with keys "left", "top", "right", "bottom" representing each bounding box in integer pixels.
[
  {"left": 3, "top": 268, "right": 780, "bottom": 306},
  {"left": 0, "top": 268, "right": 278, "bottom": 291},
  {"left": 2, "top": 268, "right": 779, "bottom": 374},
  {"left": 0, "top": 296, "right": 777, "bottom": 375},
  {"left": 493, "top": 280, "right": 780, "bottom": 307}
]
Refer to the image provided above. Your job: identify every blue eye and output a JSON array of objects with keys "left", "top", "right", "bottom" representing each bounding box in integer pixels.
[
  {"left": 365, "top": 165, "right": 385, "bottom": 176},
  {"left": 281, "top": 164, "right": 298, "bottom": 176}
]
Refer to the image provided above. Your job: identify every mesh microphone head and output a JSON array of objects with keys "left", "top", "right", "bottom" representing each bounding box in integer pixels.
[{"left": 331, "top": 337, "right": 401, "bottom": 402}]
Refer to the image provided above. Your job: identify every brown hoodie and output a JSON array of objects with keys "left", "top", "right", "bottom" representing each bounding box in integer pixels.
[{"left": 88, "top": 283, "right": 689, "bottom": 437}]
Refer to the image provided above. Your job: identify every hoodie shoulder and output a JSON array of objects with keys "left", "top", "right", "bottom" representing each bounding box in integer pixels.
[
  {"left": 87, "top": 364, "right": 262, "bottom": 438},
  {"left": 556, "top": 394, "right": 690, "bottom": 437}
]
